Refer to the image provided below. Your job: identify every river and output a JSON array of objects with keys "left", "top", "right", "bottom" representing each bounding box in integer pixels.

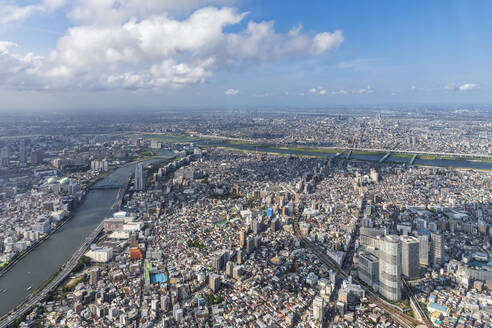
[
  {"left": 218, "top": 143, "right": 492, "bottom": 170},
  {"left": 0, "top": 151, "right": 174, "bottom": 317},
  {"left": 134, "top": 135, "right": 492, "bottom": 170}
]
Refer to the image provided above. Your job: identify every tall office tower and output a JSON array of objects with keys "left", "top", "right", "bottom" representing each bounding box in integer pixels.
[
  {"left": 430, "top": 232, "right": 444, "bottom": 266},
  {"left": 313, "top": 296, "right": 325, "bottom": 322},
  {"left": 378, "top": 235, "right": 402, "bottom": 301},
  {"left": 236, "top": 250, "right": 243, "bottom": 264},
  {"left": 246, "top": 237, "right": 255, "bottom": 254},
  {"left": 358, "top": 252, "right": 379, "bottom": 289},
  {"left": 135, "top": 163, "right": 145, "bottom": 191},
  {"left": 0, "top": 146, "right": 9, "bottom": 167},
  {"left": 130, "top": 233, "right": 139, "bottom": 248},
  {"left": 18, "top": 140, "right": 26, "bottom": 164},
  {"left": 252, "top": 219, "right": 261, "bottom": 234},
  {"left": 101, "top": 159, "right": 109, "bottom": 172},
  {"left": 239, "top": 229, "right": 247, "bottom": 248},
  {"left": 418, "top": 232, "right": 430, "bottom": 267},
  {"left": 226, "top": 261, "right": 234, "bottom": 277},
  {"left": 209, "top": 274, "right": 220, "bottom": 293},
  {"left": 212, "top": 256, "right": 221, "bottom": 272},
  {"left": 401, "top": 236, "right": 420, "bottom": 279},
  {"left": 31, "top": 149, "right": 44, "bottom": 164},
  {"left": 89, "top": 268, "right": 99, "bottom": 287},
  {"left": 271, "top": 218, "right": 279, "bottom": 231}
]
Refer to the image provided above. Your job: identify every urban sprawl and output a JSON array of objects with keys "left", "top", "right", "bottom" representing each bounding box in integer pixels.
[{"left": 0, "top": 108, "right": 491, "bottom": 328}]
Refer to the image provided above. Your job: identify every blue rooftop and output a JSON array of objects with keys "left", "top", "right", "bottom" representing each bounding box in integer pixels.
[
  {"left": 428, "top": 302, "right": 448, "bottom": 313},
  {"left": 150, "top": 273, "right": 168, "bottom": 284}
]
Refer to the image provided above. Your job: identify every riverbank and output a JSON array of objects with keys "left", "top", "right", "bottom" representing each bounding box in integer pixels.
[
  {"left": 0, "top": 151, "right": 176, "bottom": 318},
  {"left": 132, "top": 133, "right": 492, "bottom": 167},
  {"left": 0, "top": 168, "right": 117, "bottom": 279},
  {"left": 0, "top": 188, "right": 89, "bottom": 280}
]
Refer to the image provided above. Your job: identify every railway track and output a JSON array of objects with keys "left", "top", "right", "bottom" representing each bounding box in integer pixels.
[{"left": 293, "top": 220, "right": 423, "bottom": 328}]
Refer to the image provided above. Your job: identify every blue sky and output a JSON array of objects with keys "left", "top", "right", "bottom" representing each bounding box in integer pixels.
[{"left": 0, "top": 0, "right": 490, "bottom": 111}]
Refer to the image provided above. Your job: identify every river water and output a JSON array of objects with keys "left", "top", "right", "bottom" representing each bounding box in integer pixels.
[
  {"left": 139, "top": 135, "right": 492, "bottom": 170},
  {"left": 0, "top": 151, "right": 174, "bottom": 316},
  {"left": 218, "top": 143, "right": 492, "bottom": 170}
]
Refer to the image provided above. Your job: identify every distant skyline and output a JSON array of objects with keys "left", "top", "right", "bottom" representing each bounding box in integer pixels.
[{"left": 0, "top": 0, "right": 491, "bottom": 110}]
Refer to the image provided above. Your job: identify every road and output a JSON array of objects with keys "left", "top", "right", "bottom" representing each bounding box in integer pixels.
[{"left": 0, "top": 222, "right": 104, "bottom": 328}]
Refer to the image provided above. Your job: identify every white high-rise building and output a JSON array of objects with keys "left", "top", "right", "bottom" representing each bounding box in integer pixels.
[
  {"left": 91, "top": 159, "right": 109, "bottom": 172},
  {"left": 313, "top": 296, "right": 325, "bottom": 322},
  {"left": 135, "top": 163, "right": 145, "bottom": 191},
  {"left": 209, "top": 274, "right": 221, "bottom": 293},
  {"left": 418, "top": 232, "right": 430, "bottom": 267},
  {"left": 378, "top": 235, "right": 402, "bottom": 301},
  {"left": 430, "top": 232, "right": 444, "bottom": 266}
]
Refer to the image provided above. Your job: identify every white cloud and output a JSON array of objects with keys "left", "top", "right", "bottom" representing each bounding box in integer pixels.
[
  {"left": 307, "top": 87, "right": 328, "bottom": 95},
  {"left": 68, "top": 0, "right": 234, "bottom": 25},
  {"left": 49, "top": 7, "right": 244, "bottom": 73},
  {"left": 252, "top": 92, "right": 272, "bottom": 97},
  {"left": 0, "top": 0, "right": 66, "bottom": 24},
  {"left": 0, "top": 5, "right": 39, "bottom": 24},
  {"left": 225, "top": 88, "right": 239, "bottom": 96},
  {"left": 332, "top": 89, "right": 348, "bottom": 95},
  {"left": 0, "top": 42, "right": 45, "bottom": 89},
  {"left": 410, "top": 85, "right": 417, "bottom": 92},
  {"left": 226, "top": 22, "right": 343, "bottom": 62},
  {"left": 458, "top": 83, "right": 480, "bottom": 91},
  {"left": 0, "top": 41, "right": 17, "bottom": 53},
  {"left": 0, "top": 2, "right": 343, "bottom": 91},
  {"left": 445, "top": 83, "right": 480, "bottom": 92},
  {"left": 353, "top": 85, "right": 375, "bottom": 94},
  {"left": 150, "top": 58, "right": 214, "bottom": 86}
]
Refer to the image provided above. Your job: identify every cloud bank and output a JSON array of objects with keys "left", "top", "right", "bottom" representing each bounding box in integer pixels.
[{"left": 0, "top": 0, "right": 343, "bottom": 91}]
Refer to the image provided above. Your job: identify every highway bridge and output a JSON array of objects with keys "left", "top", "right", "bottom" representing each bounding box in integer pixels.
[
  {"left": 91, "top": 184, "right": 123, "bottom": 190},
  {"left": 339, "top": 147, "right": 491, "bottom": 160},
  {"left": 333, "top": 151, "right": 344, "bottom": 159},
  {"left": 379, "top": 152, "right": 392, "bottom": 163},
  {"left": 346, "top": 149, "right": 353, "bottom": 159},
  {"left": 90, "top": 179, "right": 124, "bottom": 190}
]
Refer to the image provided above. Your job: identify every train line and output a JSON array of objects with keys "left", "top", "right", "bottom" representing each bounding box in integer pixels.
[{"left": 293, "top": 219, "right": 423, "bottom": 328}]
